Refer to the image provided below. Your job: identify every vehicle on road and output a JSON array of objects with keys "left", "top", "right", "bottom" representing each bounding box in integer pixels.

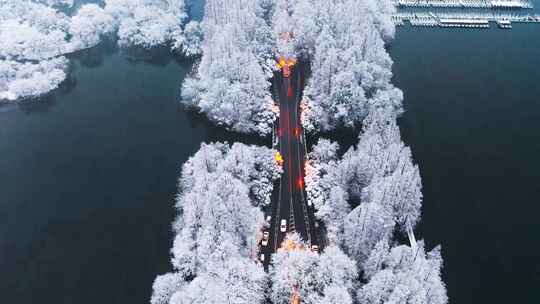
[
  {"left": 266, "top": 215, "right": 272, "bottom": 222},
  {"left": 261, "top": 231, "right": 269, "bottom": 246},
  {"left": 275, "top": 152, "right": 284, "bottom": 166},
  {"left": 283, "top": 64, "right": 291, "bottom": 78},
  {"left": 260, "top": 253, "right": 265, "bottom": 262},
  {"left": 307, "top": 200, "right": 312, "bottom": 207},
  {"left": 311, "top": 245, "right": 319, "bottom": 253},
  {"left": 280, "top": 219, "right": 287, "bottom": 232}
]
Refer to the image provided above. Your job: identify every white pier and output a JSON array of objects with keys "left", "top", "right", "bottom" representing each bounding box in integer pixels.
[
  {"left": 394, "top": 0, "right": 533, "bottom": 9},
  {"left": 393, "top": 0, "right": 540, "bottom": 29}
]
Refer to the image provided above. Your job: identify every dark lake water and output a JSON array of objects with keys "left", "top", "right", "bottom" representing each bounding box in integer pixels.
[
  {"left": 393, "top": 24, "right": 540, "bottom": 303},
  {"left": 1, "top": 5, "right": 539, "bottom": 304}
]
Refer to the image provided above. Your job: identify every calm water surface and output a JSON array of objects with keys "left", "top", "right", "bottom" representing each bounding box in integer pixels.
[
  {"left": 393, "top": 24, "right": 540, "bottom": 303},
  {"left": 0, "top": 8, "right": 539, "bottom": 304},
  {"left": 0, "top": 42, "right": 264, "bottom": 303}
]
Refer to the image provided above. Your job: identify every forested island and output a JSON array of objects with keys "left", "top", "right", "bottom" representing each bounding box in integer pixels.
[
  {"left": 156, "top": 0, "right": 448, "bottom": 303},
  {"left": 0, "top": 0, "right": 448, "bottom": 303}
]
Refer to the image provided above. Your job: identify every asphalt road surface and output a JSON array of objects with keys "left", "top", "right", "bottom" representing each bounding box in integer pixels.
[{"left": 262, "top": 64, "right": 320, "bottom": 265}]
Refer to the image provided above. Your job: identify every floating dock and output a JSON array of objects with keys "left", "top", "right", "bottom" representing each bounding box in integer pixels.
[
  {"left": 394, "top": 0, "right": 533, "bottom": 9},
  {"left": 497, "top": 19, "right": 512, "bottom": 28},
  {"left": 393, "top": 0, "right": 540, "bottom": 29}
]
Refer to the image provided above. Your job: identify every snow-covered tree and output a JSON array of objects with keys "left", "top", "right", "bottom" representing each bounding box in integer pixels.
[
  {"left": 280, "top": 0, "right": 403, "bottom": 131},
  {"left": 343, "top": 200, "right": 395, "bottom": 266},
  {"left": 151, "top": 142, "right": 279, "bottom": 303},
  {"left": 358, "top": 241, "right": 448, "bottom": 304},
  {"left": 68, "top": 4, "right": 116, "bottom": 51},
  {"left": 179, "top": 20, "right": 203, "bottom": 57},
  {"left": 0, "top": 0, "right": 193, "bottom": 102},
  {"left": 151, "top": 273, "right": 185, "bottom": 304},
  {"left": 169, "top": 257, "right": 267, "bottom": 304},
  {"left": 170, "top": 142, "right": 280, "bottom": 276},
  {"left": 104, "top": 0, "right": 187, "bottom": 50},
  {"left": 36, "top": 0, "right": 74, "bottom": 8},
  {"left": 271, "top": 0, "right": 296, "bottom": 58},
  {"left": 181, "top": 0, "right": 276, "bottom": 135},
  {"left": 0, "top": 0, "right": 70, "bottom": 61},
  {"left": 0, "top": 57, "right": 68, "bottom": 101},
  {"left": 305, "top": 139, "right": 351, "bottom": 243},
  {"left": 269, "top": 234, "right": 357, "bottom": 304}
]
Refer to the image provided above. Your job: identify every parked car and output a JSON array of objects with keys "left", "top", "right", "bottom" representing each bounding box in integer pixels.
[
  {"left": 311, "top": 245, "right": 319, "bottom": 253},
  {"left": 280, "top": 219, "right": 287, "bottom": 232},
  {"left": 260, "top": 253, "right": 265, "bottom": 262},
  {"left": 266, "top": 215, "right": 272, "bottom": 222}
]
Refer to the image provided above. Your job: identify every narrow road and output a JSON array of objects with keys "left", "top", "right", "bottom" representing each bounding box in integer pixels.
[{"left": 263, "top": 64, "right": 320, "bottom": 263}]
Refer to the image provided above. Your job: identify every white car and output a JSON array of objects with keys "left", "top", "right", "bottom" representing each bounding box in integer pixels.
[
  {"left": 280, "top": 219, "right": 287, "bottom": 232},
  {"left": 266, "top": 215, "right": 272, "bottom": 222},
  {"left": 261, "top": 231, "right": 269, "bottom": 246},
  {"left": 307, "top": 200, "right": 312, "bottom": 207},
  {"left": 260, "top": 254, "right": 265, "bottom": 262},
  {"left": 311, "top": 245, "right": 319, "bottom": 253}
]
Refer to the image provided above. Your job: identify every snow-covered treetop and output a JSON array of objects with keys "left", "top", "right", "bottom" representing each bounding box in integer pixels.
[
  {"left": 151, "top": 142, "right": 279, "bottom": 304},
  {"left": 105, "top": 0, "right": 187, "bottom": 50},
  {"left": 269, "top": 234, "right": 357, "bottom": 304},
  {"left": 180, "top": 0, "right": 277, "bottom": 135},
  {"left": 0, "top": 0, "right": 194, "bottom": 102},
  {"left": 358, "top": 240, "right": 448, "bottom": 304},
  {"left": 287, "top": 0, "right": 402, "bottom": 131}
]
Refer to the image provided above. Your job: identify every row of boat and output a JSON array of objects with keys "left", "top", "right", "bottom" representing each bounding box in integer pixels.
[
  {"left": 394, "top": 0, "right": 533, "bottom": 9},
  {"left": 394, "top": 16, "right": 540, "bottom": 28}
]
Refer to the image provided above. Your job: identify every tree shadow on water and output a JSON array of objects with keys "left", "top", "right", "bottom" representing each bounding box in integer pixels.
[
  {"left": 17, "top": 76, "right": 77, "bottom": 114},
  {"left": 121, "top": 45, "right": 175, "bottom": 67},
  {"left": 183, "top": 106, "right": 270, "bottom": 147},
  {"left": 71, "top": 38, "right": 118, "bottom": 69}
]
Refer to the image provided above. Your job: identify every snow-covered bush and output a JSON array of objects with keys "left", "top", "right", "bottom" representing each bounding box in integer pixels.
[
  {"left": 181, "top": 0, "right": 277, "bottom": 135},
  {"left": 151, "top": 142, "right": 280, "bottom": 303}
]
